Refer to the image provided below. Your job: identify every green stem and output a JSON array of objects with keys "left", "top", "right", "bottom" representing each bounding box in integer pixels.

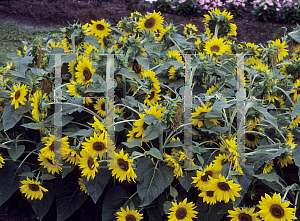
[
  {"left": 294, "top": 191, "right": 299, "bottom": 217},
  {"left": 17, "top": 149, "right": 36, "bottom": 170},
  {"left": 274, "top": 86, "right": 295, "bottom": 107},
  {"left": 159, "top": 133, "right": 163, "bottom": 155},
  {"left": 214, "top": 23, "right": 220, "bottom": 38}
]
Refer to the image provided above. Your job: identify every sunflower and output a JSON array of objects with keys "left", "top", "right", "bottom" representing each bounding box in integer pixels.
[
  {"left": 144, "top": 89, "right": 161, "bottom": 107},
  {"left": 169, "top": 67, "right": 178, "bottom": 80},
  {"left": 133, "top": 114, "right": 148, "bottom": 137},
  {"left": 163, "top": 152, "right": 183, "bottom": 178},
  {"left": 31, "top": 90, "right": 48, "bottom": 122},
  {"left": 143, "top": 69, "right": 160, "bottom": 92},
  {"left": 258, "top": 193, "right": 296, "bottom": 221},
  {"left": 75, "top": 56, "right": 95, "bottom": 86},
  {"left": 78, "top": 149, "right": 99, "bottom": 181},
  {"left": 66, "top": 80, "right": 85, "bottom": 97},
  {"left": 263, "top": 160, "right": 274, "bottom": 173},
  {"left": 38, "top": 153, "right": 62, "bottom": 175},
  {"left": 84, "top": 19, "right": 111, "bottom": 39},
  {"left": 116, "top": 206, "right": 143, "bottom": 221},
  {"left": 270, "top": 39, "right": 288, "bottom": 61},
  {"left": 20, "top": 177, "right": 48, "bottom": 200},
  {"left": 184, "top": 24, "right": 198, "bottom": 38},
  {"left": 145, "top": 105, "right": 165, "bottom": 120},
  {"left": 198, "top": 188, "right": 217, "bottom": 205},
  {"left": 228, "top": 207, "right": 260, "bottom": 221},
  {"left": 0, "top": 153, "right": 4, "bottom": 168},
  {"left": 206, "top": 174, "right": 242, "bottom": 203},
  {"left": 108, "top": 149, "right": 136, "bottom": 183},
  {"left": 40, "top": 135, "right": 69, "bottom": 160},
  {"left": 137, "top": 11, "right": 164, "bottom": 33},
  {"left": 78, "top": 178, "right": 89, "bottom": 195},
  {"left": 94, "top": 98, "right": 106, "bottom": 117},
  {"left": 204, "top": 37, "right": 229, "bottom": 56},
  {"left": 245, "top": 132, "right": 260, "bottom": 148},
  {"left": 127, "top": 128, "right": 143, "bottom": 144},
  {"left": 191, "top": 104, "right": 219, "bottom": 128},
  {"left": 88, "top": 116, "right": 107, "bottom": 134},
  {"left": 82, "top": 132, "right": 107, "bottom": 159},
  {"left": 129, "top": 60, "right": 145, "bottom": 78},
  {"left": 168, "top": 198, "right": 198, "bottom": 221},
  {"left": 291, "top": 79, "right": 300, "bottom": 103},
  {"left": 212, "top": 154, "right": 230, "bottom": 168},
  {"left": 62, "top": 146, "right": 80, "bottom": 165},
  {"left": 277, "top": 152, "right": 294, "bottom": 168},
  {"left": 192, "top": 163, "right": 221, "bottom": 190},
  {"left": 10, "top": 84, "right": 28, "bottom": 109},
  {"left": 166, "top": 50, "right": 184, "bottom": 66}
]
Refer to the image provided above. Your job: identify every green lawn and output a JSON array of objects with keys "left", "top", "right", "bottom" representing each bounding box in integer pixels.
[{"left": 0, "top": 21, "right": 60, "bottom": 66}]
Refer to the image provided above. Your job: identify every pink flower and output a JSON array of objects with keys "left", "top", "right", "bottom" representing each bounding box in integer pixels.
[
  {"left": 276, "top": 7, "right": 280, "bottom": 11},
  {"left": 179, "top": 0, "right": 186, "bottom": 3},
  {"left": 171, "top": 5, "right": 176, "bottom": 8},
  {"left": 204, "top": 4, "right": 209, "bottom": 9},
  {"left": 199, "top": 0, "right": 204, "bottom": 4},
  {"left": 217, "top": 1, "right": 223, "bottom": 6},
  {"left": 235, "top": 2, "right": 240, "bottom": 6},
  {"left": 242, "top": 3, "right": 245, "bottom": 6},
  {"left": 264, "top": 5, "right": 267, "bottom": 9}
]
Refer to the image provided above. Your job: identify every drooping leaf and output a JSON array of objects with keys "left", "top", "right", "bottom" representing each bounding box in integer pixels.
[
  {"left": 21, "top": 122, "right": 43, "bottom": 130},
  {"left": 142, "top": 121, "right": 167, "bottom": 141},
  {"left": 3, "top": 104, "right": 23, "bottom": 131},
  {"left": 69, "top": 129, "right": 94, "bottom": 138},
  {"left": 253, "top": 172, "right": 280, "bottom": 183},
  {"left": 61, "top": 54, "right": 77, "bottom": 64},
  {"left": 178, "top": 170, "right": 196, "bottom": 192},
  {"left": 148, "top": 148, "right": 163, "bottom": 161},
  {"left": 136, "top": 55, "right": 149, "bottom": 71},
  {"left": 61, "top": 99, "right": 84, "bottom": 115},
  {"left": 122, "top": 140, "right": 142, "bottom": 149},
  {"left": 164, "top": 140, "right": 184, "bottom": 148},
  {"left": 253, "top": 105, "right": 278, "bottom": 128},
  {"left": 291, "top": 99, "right": 300, "bottom": 119},
  {"left": 8, "top": 144, "right": 25, "bottom": 161}
]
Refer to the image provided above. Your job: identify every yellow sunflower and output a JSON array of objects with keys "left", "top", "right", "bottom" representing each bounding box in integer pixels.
[
  {"left": 143, "top": 69, "right": 161, "bottom": 92},
  {"left": 129, "top": 60, "right": 145, "bottom": 78},
  {"left": 38, "top": 153, "right": 62, "bottom": 175},
  {"left": 75, "top": 56, "right": 95, "bottom": 86},
  {"left": 206, "top": 174, "right": 242, "bottom": 203},
  {"left": 127, "top": 127, "right": 143, "bottom": 144},
  {"left": 228, "top": 207, "right": 260, "bottom": 221},
  {"left": 10, "top": 84, "right": 28, "bottom": 109},
  {"left": 78, "top": 177, "right": 89, "bottom": 195},
  {"left": 31, "top": 90, "right": 48, "bottom": 122},
  {"left": 0, "top": 153, "right": 5, "bottom": 168},
  {"left": 258, "top": 193, "right": 296, "bottom": 221},
  {"left": 20, "top": 177, "right": 48, "bottom": 200},
  {"left": 191, "top": 104, "right": 219, "bottom": 128},
  {"left": 291, "top": 79, "right": 300, "bottom": 103},
  {"left": 62, "top": 146, "right": 80, "bottom": 165},
  {"left": 133, "top": 114, "right": 148, "bottom": 137},
  {"left": 270, "top": 39, "right": 289, "bottom": 61},
  {"left": 204, "top": 37, "right": 229, "bottom": 56},
  {"left": 277, "top": 152, "right": 294, "bottom": 168},
  {"left": 85, "top": 19, "right": 111, "bottom": 39},
  {"left": 166, "top": 50, "right": 184, "bottom": 66},
  {"left": 184, "top": 23, "right": 198, "bottom": 38},
  {"left": 145, "top": 105, "right": 165, "bottom": 120},
  {"left": 169, "top": 67, "right": 178, "bottom": 80},
  {"left": 198, "top": 188, "right": 217, "bottom": 205},
  {"left": 144, "top": 89, "right": 161, "bottom": 107},
  {"left": 40, "top": 135, "right": 69, "bottom": 160},
  {"left": 82, "top": 132, "right": 107, "bottom": 159},
  {"left": 137, "top": 11, "right": 164, "bottom": 33},
  {"left": 94, "top": 98, "right": 106, "bottom": 118},
  {"left": 79, "top": 149, "right": 99, "bottom": 181},
  {"left": 168, "top": 198, "right": 198, "bottom": 221},
  {"left": 192, "top": 163, "right": 221, "bottom": 190},
  {"left": 263, "top": 160, "right": 274, "bottom": 173},
  {"left": 245, "top": 132, "right": 260, "bottom": 148},
  {"left": 212, "top": 154, "right": 230, "bottom": 168},
  {"left": 88, "top": 116, "right": 107, "bottom": 134},
  {"left": 116, "top": 206, "right": 143, "bottom": 221},
  {"left": 108, "top": 149, "right": 137, "bottom": 183},
  {"left": 163, "top": 152, "right": 183, "bottom": 178}
]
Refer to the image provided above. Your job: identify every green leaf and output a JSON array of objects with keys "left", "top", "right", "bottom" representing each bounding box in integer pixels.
[
  {"left": 184, "top": 165, "right": 199, "bottom": 170},
  {"left": 102, "top": 186, "right": 129, "bottom": 221},
  {"left": 122, "top": 140, "right": 142, "bottom": 148},
  {"left": 85, "top": 35, "right": 100, "bottom": 49},
  {"left": 195, "top": 200, "right": 224, "bottom": 221},
  {"left": 148, "top": 148, "right": 163, "bottom": 161},
  {"left": 205, "top": 99, "right": 233, "bottom": 118},
  {"left": 253, "top": 172, "right": 279, "bottom": 183},
  {"left": 136, "top": 55, "right": 149, "bottom": 71},
  {"left": 20, "top": 56, "right": 34, "bottom": 75},
  {"left": 69, "top": 129, "right": 94, "bottom": 138},
  {"left": 189, "top": 146, "right": 207, "bottom": 154},
  {"left": 221, "top": 162, "right": 230, "bottom": 177},
  {"left": 30, "top": 181, "right": 54, "bottom": 220},
  {"left": 61, "top": 162, "right": 76, "bottom": 179},
  {"left": 170, "top": 186, "right": 178, "bottom": 198},
  {"left": 291, "top": 99, "right": 300, "bottom": 119},
  {"left": 289, "top": 30, "right": 300, "bottom": 43},
  {"left": 83, "top": 165, "right": 111, "bottom": 204},
  {"left": 178, "top": 170, "right": 196, "bottom": 192},
  {"left": 122, "top": 96, "right": 138, "bottom": 108},
  {"left": 136, "top": 158, "right": 174, "bottom": 207},
  {"left": 8, "top": 144, "right": 25, "bottom": 161},
  {"left": 62, "top": 116, "right": 74, "bottom": 127},
  {"left": 0, "top": 143, "right": 10, "bottom": 149},
  {"left": 55, "top": 172, "right": 87, "bottom": 221},
  {"left": 163, "top": 201, "right": 173, "bottom": 214},
  {"left": 21, "top": 122, "right": 43, "bottom": 130},
  {"left": 61, "top": 99, "right": 84, "bottom": 115},
  {"left": 85, "top": 81, "right": 106, "bottom": 93},
  {"left": 143, "top": 121, "right": 167, "bottom": 141},
  {"left": 118, "top": 68, "right": 143, "bottom": 85},
  {"left": 164, "top": 140, "right": 183, "bottom": 148},
  {"left": 233, "top": 166, "right": 253, "bottom": 207},
  {"left": 40, "top": 173, "right": 57, "bottom": 180},
  {"left": 18, "top": 172, "right": 35, "bottom": 178},
  {"left": 3, "top": 104, "right": 22, "bottom": 131},
  {"left": 61, "top": 54, "right": 77, "bottom": 64},
  {"left": 143, "top": 114, "right": 158, "bottom": 125},
  {"left": 0, "top": 161, "right": 30, "bottom": 206},
  {"left": 253, "top": 105, "right": 278, "bottom": 128}
]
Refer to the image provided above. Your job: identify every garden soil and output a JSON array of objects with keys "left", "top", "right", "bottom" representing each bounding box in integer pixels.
[{"left": 0, "top": 0, "right": 297, "bottom": 220}]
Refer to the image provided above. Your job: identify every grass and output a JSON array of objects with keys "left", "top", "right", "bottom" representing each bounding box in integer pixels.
[{"left": 0, "top": 21, "right": 60, "bottom": 66}]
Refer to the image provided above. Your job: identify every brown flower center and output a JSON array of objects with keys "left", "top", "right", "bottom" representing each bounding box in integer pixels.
[
  {"left": 206, "top": 191, "right": 214, "bottom": 197},
  {"left": 238, "top": 213, "right": 252, "bottom": 221},
  {"left": 87, "top": 157, "right": 95, "bottom": 170},
  {"left": 211, "top": 45, "right": 220, "bottom": 52},
  {"left": 29, "top": 184, "right": 40, "bottom": 192},
  {"left": 201, "top": 171, "right": 213, "bottom": 182},
  {"left": 144, "top": 17, "right": 155, "bottom": 29},
  {"left": 125, "top": 214, "right": 136, "bottom": 221},
  {"left": 148, "top": 91, "right": 155, "bottom": 100},
  {"left": 133, "top": 60, "right": 142, "bottom": 75},
  {"left": 246, "top": 133, "right": 256, "bottom": 142},
  {"left": 134, "top": 132, "right": 141, "bottom": 139},
  {"left": 83, "top": 67, "right": 92, "bottom": 81},
  {"left": 217, "top": 182, "right": 230, "bottom": 191},
  {"left": 46, "top": 158, "right": 54, "bottom": 165},
  {"left": 15, "top": 90, "right": 21, "bottom": 100},
  {"left": 118, "top": 159, "right": 129, "bottom": 171},
  {"left": 96, "top": 24, "right": 105, "bottom": 31},
  {"left": 92, "top": 142, "right": 106, "bottom": 151},
  {"left": 221, "top": 159, "right": 229, "bottom": 166},
  {"left": 142, "top": 122, "right": 148, "bottom": 131},
  {"left": 175, "top": 207, "right": 187, "bottom": 220},
  {"left": 49, "top": 140, "right": 61, "bottom": 152},
  {"left": 117, "top": 44, "right": 123, "bottom": 49},
  {"left": 270, "top": 204, "right": 285, "bottom": 218},
  {"left": 101, "top": 102, "right": 106, "bottom": 111},
  {"left": 297, "top": 86, "right": 300, "bottom": 94}
]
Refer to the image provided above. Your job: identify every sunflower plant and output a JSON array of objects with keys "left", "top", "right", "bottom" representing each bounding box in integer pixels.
[{"left": 0, "top": 8, "right": 300, "bottom": 221}]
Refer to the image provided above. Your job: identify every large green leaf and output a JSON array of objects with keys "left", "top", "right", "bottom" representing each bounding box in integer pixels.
[
  {"left": 8, "top": 144, "right": 25, "bottom": 161},
  {"left": 2, "top": 103, "right": 23, "bottom": 131},
  {"left": 148, "top": 148, "right": 163, "bottom": 161},
  {"left": 55, "top": 173, "right": 87, "bottom": 221},
  {"left": 102, "top": 186, "right": 129, "bottom": 221},
  {"left": 178, "top": 170, "right": 196, "bottom": 192},
  {"left": 136, "top": 158, "right": 174, "bottom": 207},
  {"left": 195, "top": 200, "right": 224, "bottom": 221},
  {"left": 291, "top": 99, "right": 300, "bottom": 119},
  {"left": 0, "top": 161, "right": 30, "bottom": 206},
  {"left": 83, "top": 166, "right": 111, "bottom": 204},
  {"left": 233, "top": 166, "right": 253, "bottom": 207},
  {"left": 142, "top": 121, "right": 167, "bottom": 141},
  {"left": 253, "top": 105, "right": 278, "bottom": 128},
  {"left": 61, "top": 99, "right": 84, "bottom": 115},
  {"left": 21, "top": 122, "right": 43, "bottom": 130},
  {"left": 61, "top": 54, "right": 77, "bottom": 64},
  {"left": 136, "top": 55, "right": 149, "bottom": 71}
]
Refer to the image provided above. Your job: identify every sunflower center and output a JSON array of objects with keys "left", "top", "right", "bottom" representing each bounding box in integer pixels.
[
  {"left": 29, "top": 184, "right": 40, "bottom": 192},
  {"left": 175, "top": 207, "right": 187, "bottom": 220},
  {"left": 133, "top": 61, "right": 141, "bottom": 75},
  {"left": 144, "top": 17, "right": 156, "bottom": 29},
  {"left": 246, "top": 133, "right": 256, "bottom": 142},
  {"left": 211, "top": 45, "right": 220, "bottom": 53},
  {"left": 83, "top": 67, "right": 92, "bottom": 81},
  {"left": 134, "top": 132, "right": 141, "bottom": 139},
  {"left": 142, "top": 122, "right": 148, "bottom": 130},
  {"left": 96, "top": 24, "right": 105, "bottom": 31},
  {"left": 15, "top": 90, "right": 21, "bottom": 100},
  {"left": 217, "top": 182, "right": 230, "bottom": 191},
  {"left": 101, "top": 102, "right": 106, "bottom": 111},
  {"left": 221, "top": 159, "right": 229, "bottom": 166},
  {"left": 297, "top": 86, "right": 300, "bottom": 94},
  {"left": 270, "top": 204, "right": 285, "bottom": 218},
  {"left": 201, "top": 171, "right": 213, "bottom": 182},
  {"left": 125, "top": 214, "right": 136, "bottom": 221},
  {"left": 206, "top": 191, "right": 214, "bottom": 197},
  {"left": 118, "top": 159, "right": 129, "bottom": 171},
  {"left": 92, "top": 142, "right": 106, "bottom": 151},
  {"left": 49, "top": 140, "right": 61, "bottom": 152},
  {"left": 238, "top": 213, "right": 252, "bottom": 221},
  {"left": 46, "top": 158, "right": 54, "bottom": 165},
  {"left": 149, "top": 91, "right": 155, "bottom": 100},
  {"left": 117, "top": 44, "right": 123, "bottom": 49},
  {"left": 87, "top": 157, "right": 95, "bottom": 170}
]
